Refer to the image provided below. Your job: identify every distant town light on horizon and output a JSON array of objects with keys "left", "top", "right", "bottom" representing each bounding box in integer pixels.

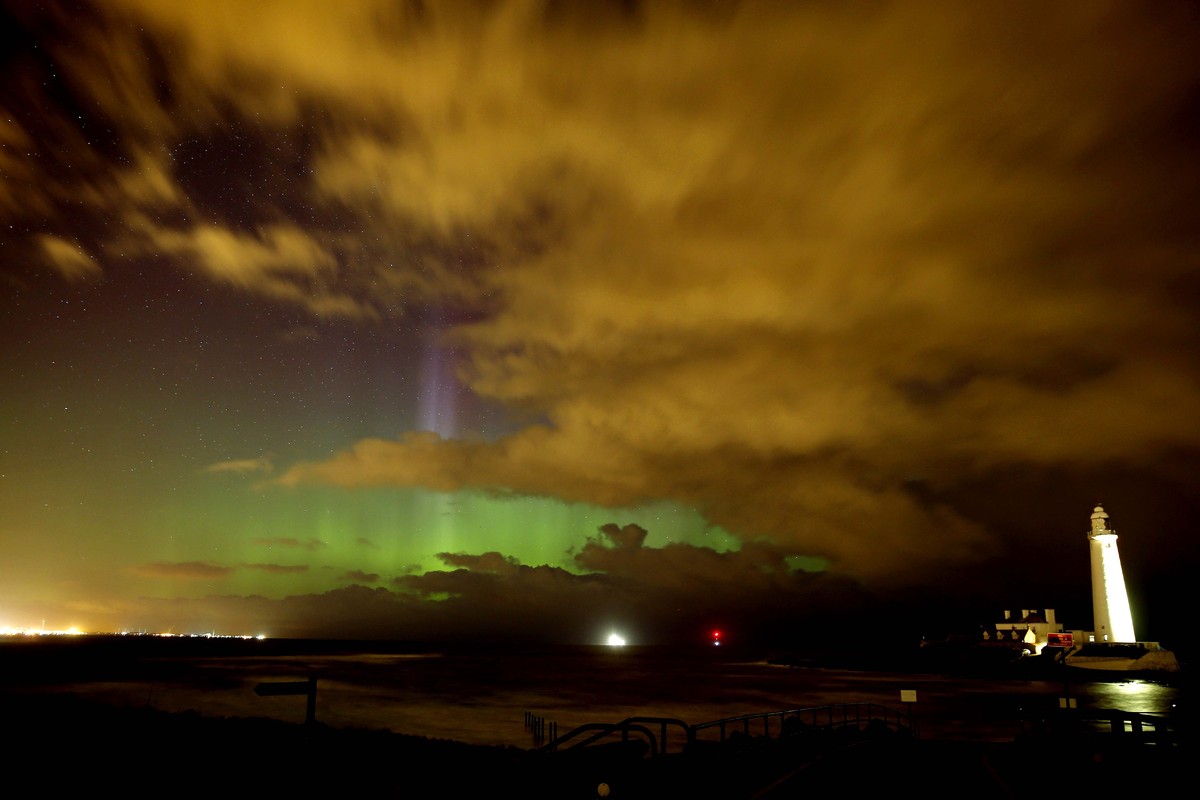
[
  {"left": 1, "top": 624, "right": 266, "bottom": 640},
  {"left": 606, "top": 632, "right": 626, "bottom": 647},
  {"left": 0, "top": 625, "right": 86, "bottom": 637}
]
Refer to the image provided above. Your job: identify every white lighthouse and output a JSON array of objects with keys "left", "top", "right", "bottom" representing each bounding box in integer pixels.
[{"left": 1087, "top": 504, "right": 1136, "bottom": 642}]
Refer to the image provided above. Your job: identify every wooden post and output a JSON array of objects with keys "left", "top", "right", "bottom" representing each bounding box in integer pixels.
[
  {"left": 254, "top": 676, "right": 318, "bottom": 725},
  {"left": 305, "top": 676, "right": 317, "bottom": 726}
]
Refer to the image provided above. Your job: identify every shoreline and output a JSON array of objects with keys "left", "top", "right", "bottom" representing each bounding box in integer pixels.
[
  {"left": 3, "top": 636, "right": 1188, "bottom": 796},
  {"left": 5, "top": 687, "right": 1186, "bottom": 798}
]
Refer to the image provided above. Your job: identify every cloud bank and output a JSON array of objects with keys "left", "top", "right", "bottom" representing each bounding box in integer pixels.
[{"left": 5, "top": 1, "right": 1199, "bottom": 626}]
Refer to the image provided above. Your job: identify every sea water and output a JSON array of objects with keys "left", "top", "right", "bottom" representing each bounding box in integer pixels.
[{"left": 0, "top": 638, "right": 1184, "bottom": 749}]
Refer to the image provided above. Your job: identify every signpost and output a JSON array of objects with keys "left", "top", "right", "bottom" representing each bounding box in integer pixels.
[
  {"left": 254, "top": 676, "right": 318, "bottom": 725},
  {"left": 900, "top": 690, "right": 917, "bottom": 735}
]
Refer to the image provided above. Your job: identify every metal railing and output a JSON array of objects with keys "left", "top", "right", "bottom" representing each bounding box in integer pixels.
[
  {"left": 692, "top": 702, "right": 916, "bottom": 744},
  {"left": 535, "top": 703, "right": 915, "bottom": 758},
  {"left": 1017, "top": 708, "right": 1181, "bottom": 746},
  {"left": 537, "top": 716, "right": 692, "bottom": 756}
]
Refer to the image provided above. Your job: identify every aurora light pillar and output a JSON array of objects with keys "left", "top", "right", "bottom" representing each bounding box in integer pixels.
[{"left": 1088, "top": 505, "right": 1136, "bottom": 642}]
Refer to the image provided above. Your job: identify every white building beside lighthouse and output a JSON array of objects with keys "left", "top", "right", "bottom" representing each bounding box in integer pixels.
[{"left": 1087, "top": 504, "right": 1136, "bottom": 643}]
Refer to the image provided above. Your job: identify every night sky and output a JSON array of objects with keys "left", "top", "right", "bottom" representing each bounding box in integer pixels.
[{"left": 3, "top": 1, "right": 1199, "bottom": 647}]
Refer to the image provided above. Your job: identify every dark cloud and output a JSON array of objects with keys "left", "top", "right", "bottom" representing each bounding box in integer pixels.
[
  {"left": 593, "top": 523, "right": 649, "bottom": 551},
  {"left": 364, "top": 531, "right": 875, "bottom": 644},
  {"left": 339, "top": 569, "right": 381, "bottom": 584},
  {"left": 244, "top": 563, "right": 308, "bottom": 575},
  {"left": 436, "top": 551, "right": 523, "bottom": 576},
  {"left": 129, "top": 562, "right": 232, "bottom": 580}
]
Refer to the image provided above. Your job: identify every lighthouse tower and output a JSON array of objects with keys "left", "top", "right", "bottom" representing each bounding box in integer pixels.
[{"left": 1088, "top": 505, "right": 1136, "bottom": 642}]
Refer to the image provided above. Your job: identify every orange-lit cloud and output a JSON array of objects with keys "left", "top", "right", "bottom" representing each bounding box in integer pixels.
[
  {"left": 205, "top": 456, "right": 273, "bottom": 475},
  {"left": 260, "top": 3, "right": 1200, "bottom": 585},
  {"left": 36, "top": 235, "right": 102, "bottom": 281},
  {"left": 4, "top": 1, "right": 1199, "bottom": 630}
]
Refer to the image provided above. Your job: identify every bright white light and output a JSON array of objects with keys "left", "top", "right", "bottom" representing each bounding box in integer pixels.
[{"left": 606, "top": 633, "right": 626, "bottom": 647}]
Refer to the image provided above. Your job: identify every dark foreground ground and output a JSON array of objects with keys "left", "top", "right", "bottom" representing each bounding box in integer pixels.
[{"left": 3, "top": 690, "right": 1189, "bottom": 799}]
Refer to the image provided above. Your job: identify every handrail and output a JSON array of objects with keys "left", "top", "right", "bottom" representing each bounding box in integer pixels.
[
  {"left": 538, "top": 721, "right": 661, "bottom": 756},
  {"left": 1017, "top": 707, "right": 1179, "bottom": 744},
  {"left": 534, "top": 703, "right": 1178, "bottom": 761},
  {"left": 540, "top": 704, "right": 914, "bottom": 758},
  {"left": 692, "top": 702, "right": 915, "bottom": 743},
  {"left": 539, "top": 716, "right": 693, "bottom": 755}
]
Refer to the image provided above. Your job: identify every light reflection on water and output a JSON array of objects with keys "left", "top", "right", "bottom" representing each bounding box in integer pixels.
[{"left": 1085, "top": 678, "right": 1177, "bottom": 714}]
